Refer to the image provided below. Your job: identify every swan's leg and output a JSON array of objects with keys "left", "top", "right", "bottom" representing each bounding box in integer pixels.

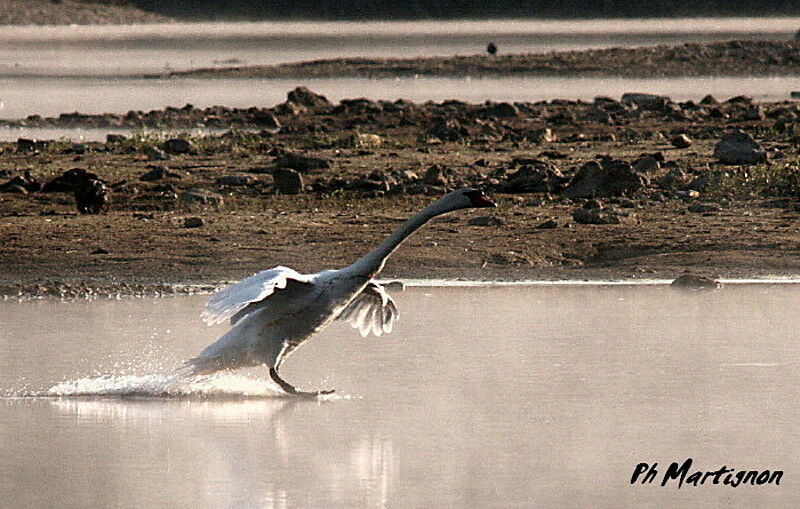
[{"left": 269, "top": 367, "right": 334, "bottom": 397}]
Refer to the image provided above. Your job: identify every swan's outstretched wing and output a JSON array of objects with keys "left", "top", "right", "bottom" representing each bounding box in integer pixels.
[
  {"left": 337, "top": 281, "right": 398, "bottom": 337},
  {"left": 201, "top": 266, "right": 314, "bottom": 326}
]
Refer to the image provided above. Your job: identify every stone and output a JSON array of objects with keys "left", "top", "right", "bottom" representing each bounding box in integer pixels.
[
  {"left": 536, "top": 219, "right": 558, "bottom": 229},
  {"left": 483, "top": 102, "right": 519, "bottom": 117},
  {"left": 163, "top": 138, "right": 195, "bottom": 155},
  {"left": 272, "top": 168, "right": 304, "bottom": 194},
  {"left": 500, "top": 161, "right": 567, "bottom": 194},
  {"left": 530, "top": 127, "right": 556, "bottom": 143},
  {"left": 468, "top": 216, "right": 503, "bottom": 227},
  {"left": 106, "top": 134, "right": 128, "bottom": 143},
  {"left": 216, "top": 175, "right": 256, "bottom": 186},
  {"left": 632, "top": 155, "right": 660, "bottom": 173},
  {"left": 563, "top": 159, "right": 649, "bottom": 199},
  {"left": 355, "top": 133, "right": 383, "bottom": 148},
  {"left": 699, "top": 95, "right": 719, "bottom": 105},
  {"left": 621, "top": 93, "right": 670, "bottom": 111},
  {"left": 287, "top": 86, "right": 331, "bottom": 109},
  {"left": 688, "top": 202, "right": 722, "bottom": 213},
  {"left": 42, "top": 168, "right": 100, "bottom": 193},
  {"left": 180, "top": 189, "right": 224, "bottom": 207},
  {"left": 670, "top": 274, "right": 722, "bottom": 290},
  {"left": 274, "top": 152, "right": 331, "bottom": 172},
  {"left": 671, "top": 134, "right": 693, "bottom": 149},
  {"left": 140, "top": 166, "right": 181, "bottom": 182},
  {"left": 714, "top": 130, "right": 767, "bottom": 165},
  {"left": 74, "top": 179, "right": 110, "bottom": 214},
  {"left": 252, "top": 110, "right": 281, "bottom": 133},
  {"left": 184, "top": 217, "right": 204, "bottom": 228},
  {"left": 423, "top": 165, "right": 449, "bottom": 186},
  {"left": 0, "top": 171, "right": 40, "bottom": 193},
  {"left": 572, "top": 207, "right": 636, "bottom": 225},
  {"left": 145, "top": 146, "right": 170, "bottom": 161},
  {"left": 16, "top": 138, "right": 48, "bottom": 152}
]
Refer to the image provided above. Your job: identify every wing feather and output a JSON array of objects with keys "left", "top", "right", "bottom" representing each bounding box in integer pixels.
[
  {"left": 338, "top": 281, "right": 399, "bottom": 338},
  {"left": 201, "top": 266, "right": 314, "bottom": 326}
]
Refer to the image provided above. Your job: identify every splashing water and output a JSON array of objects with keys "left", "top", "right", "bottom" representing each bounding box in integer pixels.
[{"left": 27, "top": 373, "right": 344, "bottom": 400}]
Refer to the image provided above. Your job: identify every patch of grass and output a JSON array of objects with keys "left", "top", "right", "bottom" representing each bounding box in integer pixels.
[{"left": 720, "top": 160, "right": 800, "bottom": 198}]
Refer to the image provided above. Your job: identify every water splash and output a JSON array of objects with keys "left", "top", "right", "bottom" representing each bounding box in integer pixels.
[{"left": 24, "top": 373, "right": 344, "bottom": 400}]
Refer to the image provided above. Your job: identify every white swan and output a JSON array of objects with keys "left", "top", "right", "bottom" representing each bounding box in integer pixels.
[{"left": 185, "top": 188, "right": 497, "bottom": 396}]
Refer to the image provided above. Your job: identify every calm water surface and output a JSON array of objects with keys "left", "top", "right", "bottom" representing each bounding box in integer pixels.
[
  {"left": 0, "top": 17, "right": 797, "bottom": 128},
  {"left": 0, "top": 285, "right": 798, "bottom": 507}
]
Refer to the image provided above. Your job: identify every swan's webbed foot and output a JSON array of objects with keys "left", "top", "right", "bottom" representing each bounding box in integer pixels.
[{"left": 269, "top": 367, "right": 335, "bottom": 398}]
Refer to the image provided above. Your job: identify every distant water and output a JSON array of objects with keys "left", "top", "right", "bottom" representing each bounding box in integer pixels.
[
  {"left": 0, "top": 17, "right": 797, "bottom": 136},
  {"left": 0, "top": 18, "right": 796, "bottom": 76},
  {"left": 1, "top": 285, "right": 798, "bottom": 506}
]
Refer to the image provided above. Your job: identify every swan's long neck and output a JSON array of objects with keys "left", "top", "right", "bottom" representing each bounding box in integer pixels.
[{"left": 346, "top": 199, "right": 456, "bottom": 278}]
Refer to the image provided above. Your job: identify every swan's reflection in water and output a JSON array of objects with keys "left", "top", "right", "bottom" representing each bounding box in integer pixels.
[{"left": 45, "top": 396, "right": 394, "bottom": 507}]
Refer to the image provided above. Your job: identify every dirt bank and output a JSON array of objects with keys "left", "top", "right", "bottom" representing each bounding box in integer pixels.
[
  {"left": 168, "top": 40, "right": 800, "bottom": 79},
  {"left": 1, "top": 88, "right": 800, "bottom": 297},
  {"left": 0, "top": 0, "right": 171, "bottom": 25}
]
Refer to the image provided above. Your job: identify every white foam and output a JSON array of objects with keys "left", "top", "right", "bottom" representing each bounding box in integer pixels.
[{"left": 40, "top": 373, "right": 311, "bottom": 399}]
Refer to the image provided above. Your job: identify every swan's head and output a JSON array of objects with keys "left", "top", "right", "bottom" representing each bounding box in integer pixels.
[{"left": 444, "top": 188, "right": 497, "bottom": 210}]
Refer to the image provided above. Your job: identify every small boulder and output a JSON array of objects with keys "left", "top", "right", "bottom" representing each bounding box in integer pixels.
[
  {"left": 468, "top": 216, "right": 503, "bottom": 227},
  {"left": 272, "top": 168, "right": 304, "bottom": 194},
  {"left": 286, "top": 86, "right": 331, "bottom": 109},
  {"left": 163, "top": 138, "right": 195, "bottom": 155},
  {"left": 74, "top": 179, "right": 110, "bottom": 214},
  {"left": 423, "top": 165, "right": 449, "bottom": 186},
  {"left": 180, "top": 189, "right": 224, "bottom": 207},
  {"left": 274, "top": 152, "right": 331, "bottom": 172},
  {"left": 688, "top": 202, "right": 722, "bottom": 213},
  {"left": 632, "top": 155, "right": 660, "bottom": 174},
  {"left": 670, "top": 274, "right": 722, "bottom": 290},
  {"left": 482, "top": 102, "right": 519, "bottom": 118},
  {"left": 145, "top": 146, "right": 170, "bottom": 161},
  {"left": 671, "top": 134, "right": 693, "bottom": 149},
  {"left": 572, "top": 207, "right": 636, "bottom": 225},
  {"left": 714, "top": 130, "right": 767, "bottom": 165},
  {"left": 106, "top": 134, "right": 128, "bottom": 144},
  {"left": 621, "top": 93, "right": 669, "bottom": 111},
  {"left": 183, "top": 217, "right": 204, "bottom": 228},
  {"left": 564, "top": 159, "right": 648, "bottom": 199},
  {"left": 42, "top": 168, "right": 100, "bottom": 193}
]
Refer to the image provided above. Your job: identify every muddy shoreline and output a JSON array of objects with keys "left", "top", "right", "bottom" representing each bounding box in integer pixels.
[
  {"left": 2, "top": 87, "right": 800, "bottom": 298},
  {"left": 167, "top": 40, "right": 800, "bottom": 79}
]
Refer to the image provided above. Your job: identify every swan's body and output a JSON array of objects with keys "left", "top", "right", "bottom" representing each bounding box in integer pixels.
[{"left": 186, "top": 188, "right": 496, "bottom": 396}]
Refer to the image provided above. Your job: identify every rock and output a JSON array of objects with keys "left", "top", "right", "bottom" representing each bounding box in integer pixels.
[
  {"left": 180, "top": 189, "right": 224, "bottom": 207},
  {"left": 106, "top": 134, "right": 127, "bottom": 143},
  {"left": 536, "top": 219, "right": 558, "bottom": 229},
  {"left": 355, "top": 133, "right": 383, "bottom": 148},
  {"left": 699, "top": 94, "right": 719, "bottom": 105},
  {"left": 468, "top": 216, "right": 503, "bottom": 226},
  {"left": 714, "top": 130, "right": 767, "bottom": 165},
  {"left": 530, "top": 127, "right": 556, "bottom": 143},
  {"left": 140, "top": 166, "right": 181, "bottom": 182},
  {"left": 671, "top": 134, "right": 693, "bottom": 149},
  {"left": 688, "top": 202, "right": 722, "bottom": 213},
  {"left": 91, "top": 248, "right": 109, "bottom": 255},
  {"left": 686, "top": 171, "right": 724, "bottom": 192},
  {"left": 74, "top": 179, "right": 110, "bottom": 214},
  {"left": 274, "top": 152, "right": 331, "bottom": 172},
  {"left": 252, "top": 110, "right": 281, "bottom": 133},
  {"left": 272, "top": 168, "right": 304, "bottom": 194},
  {"left": 670, "top": 274, "right": 722, "bottom": 290},
  {"left": 145, "top": 146, "right": 170, "bottom": 161},
  {"left": 423, "top": 165, "right": 449, "bottom": 186},
  {"left": 632, "top": 155, "right": 660, "bottom": 174},
  {"left": 500, "top": 161, "right": 567, "bottom": 194},
  {"left": 42, "top": 168, "right": 101, "bottom": 193},
  {"left": 744, "top": 105, "right": 766, "bottom": 121},
  {"left": 0, "top": 171, "right": 40, "bottom": 193},
  {"left": 183, "top": 217, "right": 204, "bottom": 228},
  {"left": 274, "top": 101, "right": 308, "bottom": 116},
  {"left": 287, "top": 86, "right": 331, "bottom": 109},
  {"left": 564, "top": 159, "right": 649, "bottom": 199},
  {"left": 483, "top": 102, "right": 519, "bottom": 118},
  {"left": 216, "top": 175, "right": 256, "bottom": 186},
  {"left": 621, "top": 93, "right": 669, "bottom": 111},
  {"left": 572, "top": 207, "right": 636, "bottom": 225},
  {"left": 163, "top": 138, "right": 195, "bottom": 155},
  {"left": 383, "top": 280, "right": 406, "bottom": 292},
  {"left": 16, "top": 138, "right": 48, "bottom": 152},
  {"left": 337, "top": 98, "right": 382, "bottom": 114}
]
